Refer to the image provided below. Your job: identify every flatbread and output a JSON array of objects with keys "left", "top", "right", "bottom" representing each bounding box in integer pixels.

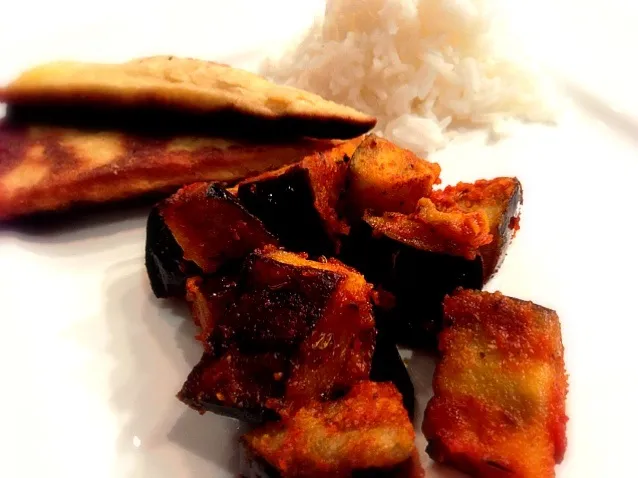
[
  {"left": 0, "top": 123, "right": 362, "bottom": 219},
  {"left": 0, "top": 56, "right": 376, "bottom": 139}
]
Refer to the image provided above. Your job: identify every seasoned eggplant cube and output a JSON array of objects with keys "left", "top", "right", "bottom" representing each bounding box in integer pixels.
[
  {"left": 185, "top": 276, "right": 239, "bottom": 346},
  {"left": 430, "top": 177, "right": 522, "bottom": 280},
  {"left": 370, "top": 333, "right": 415, "bottom": 420},
  {"left": 209, "top": 250, "right": 344, "bottom": 354},
  {"left": 241, "top": 381, "right": 416, "bottom": 478},
  {"left": 179, "top": 247, "right": 376, "bottom": 418},
  {"left": 177, "top": 349, "right": 286, "bottom": 423},
  {"left": 423, "top": 289, "right": 568, "bottom": 478},
  {"left": 144, "top": 182, "right": 277, "bottom": 298},
  {"left": 237, "top": 138, "right": 361, "bottom": 256},
  {"left": 347, "top": 135, "right": 441, "bottom": 217}
]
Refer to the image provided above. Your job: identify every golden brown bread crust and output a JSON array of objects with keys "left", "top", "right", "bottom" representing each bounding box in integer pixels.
[
  {"left": 0, "top": 123, "right": 352, "bottom": 219},
  {"left": 0, "top": 56, "right": 376, "bottom": 139}
]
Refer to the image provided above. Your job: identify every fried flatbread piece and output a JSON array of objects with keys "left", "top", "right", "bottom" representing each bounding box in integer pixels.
[
  {"left": 423, "top": 289, "right": 568, "bottom": 478},
  {"left": 0, "top": 56, "right": 376, "bottom": 139},
  {"left": 0, "top": 123, "right": 354, "bottom": 219}
]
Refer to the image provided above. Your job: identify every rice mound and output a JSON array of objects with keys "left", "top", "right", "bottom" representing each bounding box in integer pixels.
[{"left": 263, "top": 0, "right": 557, "bottom": 155}]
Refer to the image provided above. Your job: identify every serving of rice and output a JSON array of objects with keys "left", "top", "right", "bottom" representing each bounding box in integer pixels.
[{"left": 263, "top": 0, "right": 557, "bottom": 155}]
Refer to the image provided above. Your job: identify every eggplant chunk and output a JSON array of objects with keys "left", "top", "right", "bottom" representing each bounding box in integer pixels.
[
  {"left": 144, "top": 182, "right": 277, "bottom": 298},
  {"left": 236, "top": 138, "right": 361, "bottom": 256},
  {"left": 423, "top": 289, "right": 568, "bottom": 478},
  {"left": 341, "top": 177, "right": 522, "bottom": 348},
  {"left": 178, "top": 247, "right": 376, "bottom": 420},
  {"left": 370, "top": 333, "right": 415, "bottom": 420},
  {"left": 346, "top": 135, "right": 441, "bottom": 217},
  {"left": 429, "top": 177, "right": 522, "bottom": 280},
  {"left": 240, "top": 381, "right": 416, "bottom": 478}
]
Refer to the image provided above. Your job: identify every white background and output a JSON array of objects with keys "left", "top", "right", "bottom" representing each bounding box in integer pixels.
[{"left": 1, "top": 1, "right": 638, "bottom": 477}]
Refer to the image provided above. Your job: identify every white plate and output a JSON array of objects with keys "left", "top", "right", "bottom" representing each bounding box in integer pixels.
[{"left": 1, "top": 2, "right": 638, "bottom": 477}]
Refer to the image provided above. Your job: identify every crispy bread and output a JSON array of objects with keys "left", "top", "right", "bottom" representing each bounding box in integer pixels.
[
  {"left": 0, "top": 56, "right": 376, "bottom": 139},
  {"left": 0, "top": 123, "right": 356, "bottom": 219}
]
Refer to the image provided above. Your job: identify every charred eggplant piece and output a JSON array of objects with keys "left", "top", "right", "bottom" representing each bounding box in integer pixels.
[
  {"left": 236, "top": 138, "right": 361, "bottom": 256},
  {"left": 341, "top": 177, "right": 522, "bottom": 348},
  {"left": 240, "top": 381, "right": 416, "bottom": 478},
  {"left": 177, "top": 349, "right": 285, "bottom": 423},
  {"left": 145, "top": 182, "right": 277, "bottom": 298},
  {"left": 423, "top": 289, "right": 568, "bottom": 478},
  {"left": 185, "top": 275, "right": 239, "bottom": 346},
  {"left": 178, "top": 247, "right": 376, "bottom": 420},
  {"left": 346, "top": 135, "right": 441, "bottom": 218}
]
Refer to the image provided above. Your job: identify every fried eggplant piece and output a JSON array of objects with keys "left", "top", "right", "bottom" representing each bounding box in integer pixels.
[
  {"left": 0, "top": 56, "right": 376, "bottom": 139},
  {"left": 178, "top": 247, "right": 376, "bottom": 420},
  {"left": 429, "top": 177, "right": 522, "bottom": 280},
  {"left": 0, "top": 123, "right": 355, "bottom": 220},
  {"left": 346, "top": 135, "right": 441, "bottom": 217},
  {"left": 423, "top": 289, "right": 568, "bottom": 478},
  {"left": 185, "top": 275, "right": 239, "bottom": 345},
  {"left": 341, "top": 177, "right": 522, "bottom": 347},
  {"left": 145, "top": 182, "right": 276, "bottom": 298},
  {"left": 178, "top": 349, "right": 286, "bottom": 423},
  {"left": 241, "top": 381, "right": 416, "bottom": 478},
  {"left": 236, "top": 138, "right": 361, "bottom": 256}
]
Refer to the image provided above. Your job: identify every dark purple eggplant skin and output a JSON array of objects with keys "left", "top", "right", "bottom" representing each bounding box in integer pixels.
[
  {"left": 341, "top": 221, "right": 483, "bottom": 349},
  {"left": 144, "top": 205, "right": 193, "bottom": 298},
  {"left": 481, "top": 179, "right": 523, "bottom": 282},
  {"left": 144, "top": 183, "right": 276, "bottom": 299},
  {"left": 370, "top": 333, "right": 415, "bottom": 420},
  {"left": 237, "top": 167, "right": 335, "bottom": 257}
]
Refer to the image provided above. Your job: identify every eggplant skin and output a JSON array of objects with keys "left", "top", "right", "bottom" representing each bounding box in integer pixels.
[
  {"left": 370, "top": 333, "right": 415, "bottom": 420},
  {"left": 238, "top": 167, "right": 333, "bottom": 256},
  {"left": 144, "top": 182, "right": 277, "bottom": 299},
  {"left": 144, "top": 205, "right": 192, "bottom": 298},
  {"left": 480, "top": 179, "right": 523, "bottom": 281},
  {"left": 342, "top": 221, "right": 483, "bottom": 349},
  {"left": 236, "top": 139, "right": 357, "bottom": 257}
]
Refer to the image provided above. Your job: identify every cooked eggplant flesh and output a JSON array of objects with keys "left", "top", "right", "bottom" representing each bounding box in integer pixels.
[
  {"left": 144, "top": 182, "right": 277, "bottom": 298},
  {"left": 241, "top": 381, "right": 415, "bottom": 478},
  {"left": 346, "top": 135, "right": 441, "bottom": 217},
  {"left": 423, "top": 289, "right": 568, "bottom": 478}
]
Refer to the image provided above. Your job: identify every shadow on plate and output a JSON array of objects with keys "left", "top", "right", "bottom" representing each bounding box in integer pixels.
[
  {"left": 103, "top": 262, "right": 242, "bottom": 477},
  {"left": 0, "top": 194, "right": 172, "bottom": 259}
]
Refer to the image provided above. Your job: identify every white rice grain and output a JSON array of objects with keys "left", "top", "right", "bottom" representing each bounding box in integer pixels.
[{"left": 263, "top": 0, "right": 558, "bottom": 156}]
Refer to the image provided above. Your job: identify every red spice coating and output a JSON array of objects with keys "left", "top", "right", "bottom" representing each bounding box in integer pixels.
[
  {"left": 423, "top": 289, "right": 568, "bottom": 478},
  {"left": 243, "top": 381, "right": 416, "bottom": 477}
]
